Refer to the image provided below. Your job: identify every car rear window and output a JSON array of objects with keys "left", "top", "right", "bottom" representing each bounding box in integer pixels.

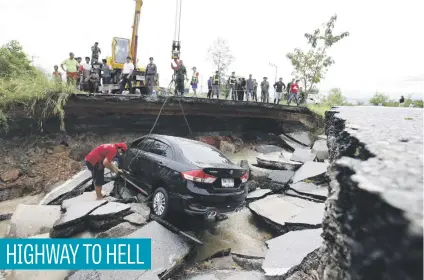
[{"left": 178, "top": 142, "right": 232, "bottom": 165}]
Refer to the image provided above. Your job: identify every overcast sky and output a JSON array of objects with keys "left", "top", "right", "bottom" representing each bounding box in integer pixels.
[{"left": 1, "top": 0, "right": 423, "bottom": 100}]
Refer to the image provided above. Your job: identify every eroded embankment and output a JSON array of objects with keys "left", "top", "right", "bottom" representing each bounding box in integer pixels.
[{"left": 317, "top": 107, "right": 423, "bottom": 280}]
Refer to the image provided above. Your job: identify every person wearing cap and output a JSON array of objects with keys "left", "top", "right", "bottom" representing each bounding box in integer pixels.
[
  {"left": 86, "top": 68, "right": 100, "bottom": 94},
  {"left": 260, "top": 77, "right": 270, "bottom": 103},
  {"left": 119, "top": 56, "right": 134, "bottom": 94},
  {"left": 85, "top": 143, "right": 127, "bottom": 200},
  {"left": 91, "top": 42, "right": 101, "bottom": 62},
  {"left": 145, "top": 57, "right": 157, "bottom": 94},
  {"left": 287, "top": 79, "right": 300, "bottom": 106},
  {"left": 190, "top": 67, "right": 199, "bottom": 97},
  {"left": 226, "top": 71, "right": 237, "bottom": 100}
]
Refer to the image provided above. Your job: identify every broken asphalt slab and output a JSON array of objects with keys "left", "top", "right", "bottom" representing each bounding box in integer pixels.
[
  {"left": 88, "top": 202, "right": 132, "bottom": 230},
  {"left": 126, "top": 221, "right": 191, "bottom": 277},
  {"left": 95, "top": 222, "right": 140, "bottom": 238},
  {"left": 185, "top": 270, "right": 266, "bottom": 280},
  {"left": 285, "top": 131, "right": 311, "bottom": 147},
  {"left": 50, "top": 200, "right": 107, "bottom": 237},
  {"left": 7, "top": 204, "right": 61, "bottom": 237},
  {"left": 290, "top": 148, "right": 317, "bottom": 163},
  {"left": 255, "top": 145, "right": 284, "bottom": 154},
  {"left": 311, "top": 139, "right": 329, "bottom": 161},
  {"left": 66, "top": 270, "right": 159, "bottom": 280},
  {"left": 256, "top": 153, "right": 302, "bottom": 171},
  {"left": 248, "top": 194, "right": 324, "bottom": 234},
  {"left": 278, "top": 134, "right": 308, "bottom": 152},
  {"left": 61, "top": 181, "right": 116, "bottom": 210},
  {"left": 262, "top": 228, "right": 322, "bottom": 276},
  {"left": 268, "top": 170, "right": 295, "bottom": 185},
  {"left": 291, "top": 161, "right": 329, "bottom": 184},
  {"left": 246, "top": 189, "right": 273, "bottom": 201},
  {"left": 289, "top": 182, "right": 328, "bottom": 199},
  {"left": 39, "top": 169, "right": 92, "bottom": 205}
]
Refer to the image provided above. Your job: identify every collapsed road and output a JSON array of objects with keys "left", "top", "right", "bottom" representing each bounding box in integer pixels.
[
  {"left": 3, "top": 95, "right": 321, "bottom": 137},
  {"left": 0, "top": 105, "right": 422, "bottom": 280}
]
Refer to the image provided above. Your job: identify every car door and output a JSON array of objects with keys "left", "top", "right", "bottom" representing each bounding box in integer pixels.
[
  {"left": 126, "top": 138, "right": 155, "bottom": 190},
  {"left": 145, "top": 140, "right": 174, "bottom": 186}
]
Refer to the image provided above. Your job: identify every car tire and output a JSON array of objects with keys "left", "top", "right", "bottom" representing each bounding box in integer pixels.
[{"left": 152, "top": 187, "right": 169, "bottom": 219}]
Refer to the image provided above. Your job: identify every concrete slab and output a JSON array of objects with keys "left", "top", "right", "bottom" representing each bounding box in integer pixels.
[
  {"left": 88, "top": 202, "right": 132, "bottom": 230},
  {"left": 95, "top": 222, "right": 139, "bottom": 238},
  {"left": 65, "top": 270, "right": 159, "bottom": 280},
  {"left": 268, "top": 170, "right": 295, "bottom": 184},
  {"left": 290, "top": 182, "right": 328, "bottom": 198},
  {"left": 278, "top": 134, "right": 307, "bottom": 151},
  {"left": 124, "top": 213, "right": 148, "bottom": 225},
  {"left": 246, "top": 189, "right": 273, "bottom": 201},
  {"left": 255, "top": 145, "right": 284, "bottom": 154},
  {"left": 7, "top": 204, "right": 61, "bottom": 238},
  {"left": 248, "top": 195, "right": 324, "bottom": 232},
  {"left": 186, "top": 270, "right": 266, "bottom": 280},
  {"left": 0, "top": 194, "right": 44, "bottom": 219},
  {"left": 262, "top": 228, "right": 322, "bottom": 276},
  {"left": 53, "top": 200, "right": 106, "bottom": 230},
  {"left": 290, "top": 148, "right": 317, "bottom": 163},
  {"left": 291, "top": 161, "right": 329, "bottom": 184},
  {"left": 126, "top": 221, "right": 191, "bottom": 276},
  {"left": 256, "top": 153, "right": 302, "bottom": 171},
  {"left": 39, "top": 169, "right": 92, "bottom": 205},
  {"left": 312, "top": 139, "right": 329, "bottom": 161},
  {"left": 286, "top": 131, "right": 311, "bottom": 147}
]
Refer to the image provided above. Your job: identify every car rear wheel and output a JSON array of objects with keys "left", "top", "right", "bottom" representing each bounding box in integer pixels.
[{"left": 152, "top": 187, "right": 169, "bottom": 218}]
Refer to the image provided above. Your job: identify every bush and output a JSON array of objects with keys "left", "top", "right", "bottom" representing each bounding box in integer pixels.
[{"left": 0, "top": 72, "right": 78, "bottom": 133}]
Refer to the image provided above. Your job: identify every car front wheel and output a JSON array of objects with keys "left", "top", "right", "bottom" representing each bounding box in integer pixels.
[{"left": 152, "top": 187, "right": 169, "bottom": 219}]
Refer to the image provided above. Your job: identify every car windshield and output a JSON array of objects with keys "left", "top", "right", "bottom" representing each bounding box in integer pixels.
[{"left": 178, "top": 141, "right": 233, "bottom": 165}]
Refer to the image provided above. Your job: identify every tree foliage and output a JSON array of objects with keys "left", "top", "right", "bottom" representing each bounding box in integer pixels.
[
  {"left": 286, "top": 14, "right": 349, "bottom": 92},
  {"left": 322, "top": 88, "right": 347, "bottom": 106},
  {"left": 369, "top": 92, "right": 390, "bottom": 106},
  {"left": 369, "top": 92, "right": 423, "bottom": 107},
  {"left": 0, "top": 40, "right": 35, "bottom": 77},
  {"left": 207, "top": 37, "right": 234, "bottom": 83}
]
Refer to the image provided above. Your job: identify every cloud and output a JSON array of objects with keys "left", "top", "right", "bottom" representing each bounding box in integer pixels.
[{"left": 404, "top": 75, "right": 424, "bottom": 82}]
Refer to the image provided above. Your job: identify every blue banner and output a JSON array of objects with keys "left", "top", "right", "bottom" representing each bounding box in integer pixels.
[{"left": 0, "top": 238, "right": 151, "bottom": 270}]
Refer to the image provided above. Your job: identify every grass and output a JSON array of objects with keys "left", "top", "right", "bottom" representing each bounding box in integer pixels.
[
  {"left": 0, "top": 72, "right": 81, "bottom": 133},
  {"left": 306, "top": 104, "right": 332, "bottom": 117}
]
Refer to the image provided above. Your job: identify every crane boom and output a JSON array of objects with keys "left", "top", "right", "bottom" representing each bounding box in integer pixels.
[{"left": 131, "top": 0, "right": 144, "bottom": 65}]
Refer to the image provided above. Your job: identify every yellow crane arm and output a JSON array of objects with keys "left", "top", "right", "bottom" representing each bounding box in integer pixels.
[{"left": 131, "top": 0, "right": 144, "bottom": 65}]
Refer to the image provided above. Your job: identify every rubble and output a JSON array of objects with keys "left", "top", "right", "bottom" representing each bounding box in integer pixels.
[
  {"left": 95, "top": 222, "right": 140, "bottom": 238},
  {"left": 290, "top": 161, "right": 329, "bottom": 184},
  {"left": 286, "top": 131, "right": 311, "bottom": 147},
  {"left": 254, "top": 145, "right": 284, "bottom": 154},
  {"left": 219, "top": 140, "right": 236, "bottom": 154},
  {"left": 39, "top": 169, "right": 92, "bottom": 205},
  {"left": 290, "top": 148, "right": 317, "bottom": 163},
  {"left": 50, "top": 200, "right": 107, "bottom": 237},
  {"left": 319, "top": 107, "right": 424, "bottom": 280},
  {"left": 87, "top": 202, "right": 132, "bottom": 230},
  {"left": 246, "top": 188, "right": 272, "bottom": 201},
  {"left": 262, "top": 228, "right": 322, "bottom": 276},
  {"left": 256, "top": 154, "right": 302, "bottom": 171},
  {"left": 289, "top": 182, "right": 328, "bottom": 200},
  {"left": 7, "top": 204, "right": 61, "bottom": 237},
  {"left": 278, "top": 134, "right": 306, "bottom": 152},
  {"left": 248, "top": 195, "right": 324, "bottom": 234},
  {"left": 311, "top": 139, "right": 329, "bottom": 161},
  {"left": 231, "top": 253, "right": 264, "bottom": 270},
  {"left": 245, "top": 180, "right": 258, "bottom": 192},
  {"left": 0, "top": 168, "right": 21, "bottom": 183}
]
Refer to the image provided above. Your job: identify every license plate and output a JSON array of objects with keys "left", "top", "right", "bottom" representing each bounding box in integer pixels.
[
  {"left": 221, "top": 178, "right": 234, "bottom": 188},
  {"left": 136, "top": 75, "right": 145, "bottom": 81}
]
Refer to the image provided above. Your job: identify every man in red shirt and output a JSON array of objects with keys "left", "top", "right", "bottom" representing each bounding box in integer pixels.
[
  {"left": 85, "top": 143, "right": 128, "bottom": 199},
  {"left": 288, "top": 79, "right": 300, "bottom": 106}
]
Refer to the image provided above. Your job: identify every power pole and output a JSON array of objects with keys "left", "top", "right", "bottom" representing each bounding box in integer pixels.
[{"left": 269, "top": 62, "right": 277, "bottom": 83}]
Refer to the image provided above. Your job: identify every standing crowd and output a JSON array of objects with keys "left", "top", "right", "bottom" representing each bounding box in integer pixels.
[{"left": 206, "top": 72, "right": 305, "bottom": 106}]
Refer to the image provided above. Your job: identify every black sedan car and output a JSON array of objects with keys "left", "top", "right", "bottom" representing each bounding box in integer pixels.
[{"left": 116, "top": 134, "right": 249, "bottom": 219}]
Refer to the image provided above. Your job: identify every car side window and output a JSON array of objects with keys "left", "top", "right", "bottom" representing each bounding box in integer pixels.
[
  {"left": 138, "top": 138, "right": 155, "bottom": 151},
  {"left": 148, "top": 140, "right": 172, "bottom": 158}
]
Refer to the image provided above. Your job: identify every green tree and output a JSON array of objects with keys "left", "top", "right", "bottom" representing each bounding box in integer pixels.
[
  {"left": 369, "top": 92, "right": 390, "bottom": 106},
  {"left": 207, "top": 37, "right": 234, "bottom": 85},
  {"left": 413, "top": 99, "right": 423, "bottom": 108},
  {"left": 286, "top": 14, "right": 349, "bottom": 92},
  {"left": 0, "top": 40, "right": 34, "bottom": 77},
  {"left": 322, "top": 88, "right": 347, "bottom": 106}
]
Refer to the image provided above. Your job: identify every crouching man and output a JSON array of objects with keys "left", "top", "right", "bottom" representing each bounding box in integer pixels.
[{"left": 85, "top": 143, "right": 128, "bottom": 199}]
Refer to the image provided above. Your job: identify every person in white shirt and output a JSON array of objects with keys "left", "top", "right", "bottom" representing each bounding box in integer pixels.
[
  {"left": 81, "top": 57, "right": 92, "bottom": 92},
  {"left": 119, "top": 56, "right": 135, "bottom": 94}
]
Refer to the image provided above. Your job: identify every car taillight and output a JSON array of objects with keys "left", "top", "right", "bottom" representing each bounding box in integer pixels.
[
  {"left": 241, "top": 171, "right": 249, "bottom": 183},
  {"left": 181, "top": 170, "right": 217, "bottom": 183}
]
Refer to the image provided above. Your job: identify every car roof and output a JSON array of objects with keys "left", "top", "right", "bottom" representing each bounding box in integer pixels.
[{"left": 149, "top": 134, "right": 211, "bottom": 149}]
